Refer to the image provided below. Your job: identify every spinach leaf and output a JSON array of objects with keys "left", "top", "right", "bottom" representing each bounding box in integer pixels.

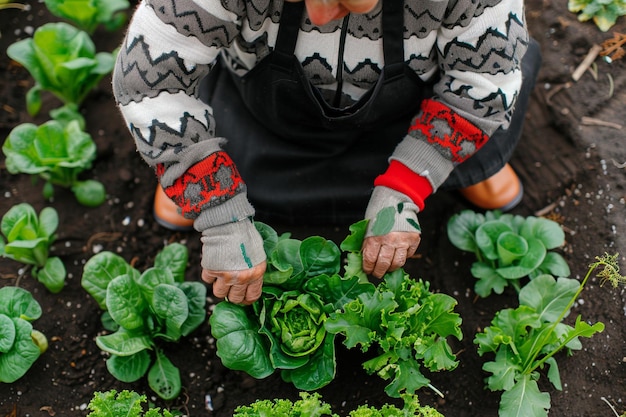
[{"left": 82, "top": 243, "right": 206, "bottom": 400}]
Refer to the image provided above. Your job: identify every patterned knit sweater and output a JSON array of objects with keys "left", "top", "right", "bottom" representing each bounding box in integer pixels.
[{"left": 113, "top": 0, "right": 530, "bottom": 233}]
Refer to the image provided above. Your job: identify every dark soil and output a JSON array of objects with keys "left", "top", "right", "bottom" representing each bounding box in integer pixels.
[{"left": 1, "top": 1, "right": 625, "bottom": 416}]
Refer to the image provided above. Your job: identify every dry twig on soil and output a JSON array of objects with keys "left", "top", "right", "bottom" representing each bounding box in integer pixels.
[{"left": 600, "top": 32, "right": 626, "bottom": 61}]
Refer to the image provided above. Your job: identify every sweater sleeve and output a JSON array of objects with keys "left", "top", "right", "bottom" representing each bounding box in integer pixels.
[
  {"left": 112, "top": 0, "right": 254, "bottom": 229},
  {"left": 378, "top": 0, "right": 529, "bottom": 205}
]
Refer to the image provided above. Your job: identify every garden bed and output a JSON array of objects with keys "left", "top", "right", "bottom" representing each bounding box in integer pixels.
[{"left": 1, "top": 1, "right": 625, "bottom": 416}]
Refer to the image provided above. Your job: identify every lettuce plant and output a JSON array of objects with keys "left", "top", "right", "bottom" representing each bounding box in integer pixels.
[
  {"left": 0, "top": 286, "right": 48, "bottom": 383},
  {"left": 44, "top": 0, "right": 130, "bottom": 34},
  {"left": 233, "top": 392, "right": 444, "bottom": 417},
  {"left": 568, "top": 0, "right": 626, "bottom": 31},
  {"left": 210, "top": 221, "right": 462, "bottom": 398},
  {"left": 87, "top": 390, "right": 173, "bottom": 417},
  {"left": 325, "top": 270, "right": 462, "bottom": 399},
  {"left": 447, "top": 210, "right": 571, "bottom": 297},
  {"left": 0, "top": 203, "right": 65, "bottom": 293},
  {"left": 81, "top": 243, "right": 207, "bottom": 400},
  {"left": 474, "top": 267, "right": 606, "bottom": 417},
  {"left": 3, "top": 119, "right": 106, "bottom": 206},
  {"left": 6, "top": 22, "right": 116, "bottom": 116},
  {"left": 209, "top": 222, "right": 375, "bottom": 391}
]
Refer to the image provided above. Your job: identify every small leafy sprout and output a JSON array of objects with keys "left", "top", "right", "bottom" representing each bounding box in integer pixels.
[
  {"left": 87, "top": 389, "right": 174, "bottom": 417},
  {"left": 474, "top": 259, "right": 606, "bottom": 417},
  {"left": 568, "top": 0, "right": 626, "bottom": 32},
  {"left": 232, "top": 391, "right": 444, "bottom": 417},
  {"left": 0, "top": 0, "right": 30, "bottom": 11},
  {"left": 0, "top": 286, "right": 48, "bottom": 383},
  {"left": 43, "top": 0, "right": 130, "bottom": 34},
  {"left": 447, "top": 210, "right": 570, "bottom": 297},
  {"left": 0, "top": 203, "right": 66, "bottom": 293},
  {"left": 592, "top": 252, "right": 625, "bottom": 287},
  {"left": 6, "top": 22, "right": 116, "bottom": 116},
  {"left": 81, "top": 243, "right": 207, "bottom": 401},
  {"left": 3, "top": 119, "right": 106, "bottom": 207}
]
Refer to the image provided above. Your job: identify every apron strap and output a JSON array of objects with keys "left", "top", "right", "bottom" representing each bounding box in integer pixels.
[
  {"left": 382, "top": 0, "right": 405, "bottom": 79},
  {"left": 273, "top": 1, "right": 304, "bottom": 69}
]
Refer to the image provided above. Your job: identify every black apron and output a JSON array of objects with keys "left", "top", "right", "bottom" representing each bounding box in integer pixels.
[{"left": 205, "top": 1, "right": 539, "bottom": 225}]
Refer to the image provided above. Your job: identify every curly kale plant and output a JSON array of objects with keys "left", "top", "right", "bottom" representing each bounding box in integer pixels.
[
  {"left": 0, "top": 286, "right": 48, "bottom": 383},
  {"left": 81, "top": 243, "right": 207, "bottom": 400},
  {"left": 0, "top": 203, "right": 65, "bottom": 292},
  {"left": 3, "top": 119, "right": 106, "bottom": 206},
  {"left": 447, "top": 210, "right": 570, "bottom": 297}
]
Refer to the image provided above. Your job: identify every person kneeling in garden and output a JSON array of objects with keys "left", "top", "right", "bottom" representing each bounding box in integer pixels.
[{"left": 112, "top": 0, "right": 541, "bottom": 305}]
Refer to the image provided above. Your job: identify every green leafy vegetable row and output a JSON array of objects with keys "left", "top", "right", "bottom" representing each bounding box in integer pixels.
[
  {"left": 209, "top": 220, "right": 462, "bottom": 398},
  {"left": 447, "top": 210, "right": 619, "bottom": 417},
  {"left": 3, "top": 0, "right": 131, "bottom": 206},
  {"left": 86, "top": 390, "right": 443, "bottom": 417}
]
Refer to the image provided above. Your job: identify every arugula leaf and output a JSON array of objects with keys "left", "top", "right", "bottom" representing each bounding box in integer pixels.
[
  {"left": 499, "top": 375, "right": 551, "bottom": 417},
  {"left": 475, "top": 275, "right": 604, "bottom": 416}
]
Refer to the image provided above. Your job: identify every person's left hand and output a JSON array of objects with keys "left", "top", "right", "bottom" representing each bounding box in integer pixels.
[
  {"left": 362, "top": 231, "right": 421, "bottom": 277},
  {"left": 362, "top": 186, "right": 422, "bottom": 277}
]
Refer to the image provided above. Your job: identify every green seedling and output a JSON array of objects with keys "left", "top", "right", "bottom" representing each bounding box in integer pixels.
[
  {"left": 3, "top": 119, "right": 106, "bottom": 206},
  {"left": 0, "top": 203, "right": 65, "bottom": 293},
  {"left": 44, "top": 0, "right": 130, "bottom": 34},
  {"left": 0, "top": 286, "right": 48, "bottom": 383},
  {"left": 6, "top": 22, "right": 116, "bottom": 116},
  {"left": 447, "top": 210, "right": 570, "bottom": 297}
]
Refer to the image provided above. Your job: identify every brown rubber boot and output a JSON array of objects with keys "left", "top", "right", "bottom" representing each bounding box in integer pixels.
[
  {"left": 153, "top": 185, "right": 195, "bottom": 232},
  {"left": 458, "top": 163, "right": 523, "bottom": 212}
]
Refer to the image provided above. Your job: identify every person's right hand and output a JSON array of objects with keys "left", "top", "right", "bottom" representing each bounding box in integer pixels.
[
  {"left": 198, "top": 218, "right": 267, "bottom": 305},
  {"left": 201, "top": 261, "right": 266, "bottom": 305}
]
